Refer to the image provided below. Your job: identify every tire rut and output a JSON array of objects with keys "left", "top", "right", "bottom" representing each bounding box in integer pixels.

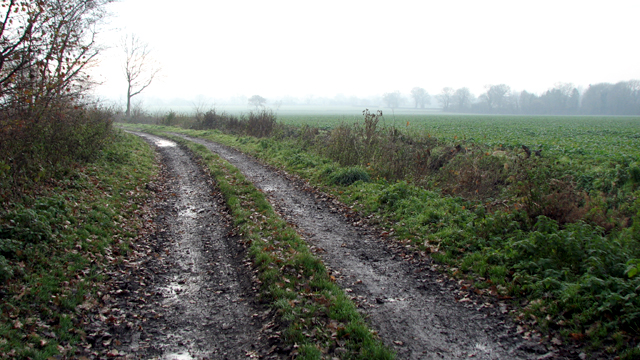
[
  {"left": 112, "top": 132, "right": 281, "bottom": 359},
  {"left": 170, "top": 133, "right": 551, "bottom": 360}
]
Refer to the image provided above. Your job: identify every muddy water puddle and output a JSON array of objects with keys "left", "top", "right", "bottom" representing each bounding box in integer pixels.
[
  {"left": 154, "top": 139, "right": 177, "bottom": 147},
  {"left": 163, "top": 352, "right": 194, "bottom": 360}
]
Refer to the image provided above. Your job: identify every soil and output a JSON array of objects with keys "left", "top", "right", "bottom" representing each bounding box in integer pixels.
[
  {"left": 166, "top": 133, "right": 585, "bottom": 360},
  {"left": 79, "top": 132, "right": 285, "bottom": 359}
]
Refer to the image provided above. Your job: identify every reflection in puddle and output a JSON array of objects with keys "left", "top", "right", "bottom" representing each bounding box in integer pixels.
[
  {"left": 178, "top": 208, "right": 197, "bottom": 218},
  {"left": 161, "top": 274, "right": 201, "bottom": 300},
  {"left": 155, "top": 139, "right": 177, "bottom": 147},
  {"left": 261, "top": 185, "right": 277, "bottom": 192},
  {"left": 163, "top": 283, "right": 186, "bottom": 298},
  {"left": 164, "top": 352, "right": 194, "bottom": 360}
]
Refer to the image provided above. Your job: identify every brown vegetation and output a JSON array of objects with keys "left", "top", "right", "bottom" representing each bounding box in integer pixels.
[{"left": 0, "top": 0, "right": 116, "bottom": 200}]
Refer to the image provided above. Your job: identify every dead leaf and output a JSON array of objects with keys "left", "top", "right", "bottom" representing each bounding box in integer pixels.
[
  {"left": 14, "top": 287, "right": 27, "bottom": 301},
  {"left": 106, "top": 349, "right": 119, "bottom": 357},
  {"left": 570, "top": 333, "right": 585, "bottom": 341}
]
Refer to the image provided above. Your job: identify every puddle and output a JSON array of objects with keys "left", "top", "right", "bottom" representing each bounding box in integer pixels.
[
  {"left": 163, "top": 352, "right": 194, "bottom": 360},
  {"left": 178, "top": 207, "right": 197, "bottom": 218},
  {"left": 261, "top": 184, "right": 278, "bottom": 192},
  {"left": 161, "top": 282, "right": 187, "bottom": 298},
  {"left": 155, "top": 139, "right": 177, "bottom": 147}
]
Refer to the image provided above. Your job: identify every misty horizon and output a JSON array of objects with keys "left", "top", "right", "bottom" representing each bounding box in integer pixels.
[
  {"left": 97, "top": 78, "right": 640, "bottom": 116},
  {"left": 91, "top": 0, "right": 640, "bottom": 116}
]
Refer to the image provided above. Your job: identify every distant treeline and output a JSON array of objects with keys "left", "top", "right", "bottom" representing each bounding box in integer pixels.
[
  {"left": 142, "top": 80, "right": 640, "bottom": 116},
  {"left": 436, "top": 80, "right": 640, "bottom": 116},
  {"left": 278, "top": 80, "right": 640, "bottom": 116}
]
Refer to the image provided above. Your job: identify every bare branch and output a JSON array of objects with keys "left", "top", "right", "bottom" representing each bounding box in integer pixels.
[{"left": 121, "top": 34, "right": 161, "bottom": 117}]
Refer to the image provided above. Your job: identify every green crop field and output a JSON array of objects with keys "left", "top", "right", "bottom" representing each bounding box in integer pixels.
[{"left": 278, "top": 113, "right": 640, "bottom": 160}]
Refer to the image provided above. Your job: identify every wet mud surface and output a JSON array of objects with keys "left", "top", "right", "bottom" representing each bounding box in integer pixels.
[
  {"left": 169, "top": 133, "right": 573, "bottom": 360},
  {"left": 82, "top": 133, "right": 284, "bottom": 359}
]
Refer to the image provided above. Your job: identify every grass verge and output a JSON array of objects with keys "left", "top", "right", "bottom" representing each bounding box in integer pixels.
[
  {"left": 0, "top": 130, "right": 157, "bottom": 359},
  {"left": 158, "top": 133, "right": 393, "bottom": 359},
  {"left": 120, "top": 123, "right": 640, "bottom": 359}
]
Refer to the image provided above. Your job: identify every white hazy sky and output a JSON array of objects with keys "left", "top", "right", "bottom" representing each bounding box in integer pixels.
[{"left": 91, "top": 0, "right": 640, "bottom": 103}]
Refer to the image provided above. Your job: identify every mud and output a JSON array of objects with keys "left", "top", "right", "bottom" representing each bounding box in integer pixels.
[
  {"left": 168, "top": 133, "right": 572, "bottom": 360},
  {"left": 82, "top": 132, "right": 284, "bottom": 359}
]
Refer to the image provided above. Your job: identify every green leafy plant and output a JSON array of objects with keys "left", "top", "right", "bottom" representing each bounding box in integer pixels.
[{"left": 626, "top": 259, "right": 640, "bottom": 278}]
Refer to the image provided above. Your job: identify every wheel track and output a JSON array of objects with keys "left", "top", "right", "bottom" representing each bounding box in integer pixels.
[
  {"left": 168, "top": 133, "right": 551, "bottom": 360},
  {"left": 110, "top": 132, "right": 281, "bottom": 359}
]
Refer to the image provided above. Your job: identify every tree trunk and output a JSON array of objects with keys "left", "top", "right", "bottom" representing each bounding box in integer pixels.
[{"left": 126, "top": 84, "right": 131, "bottom": 118}]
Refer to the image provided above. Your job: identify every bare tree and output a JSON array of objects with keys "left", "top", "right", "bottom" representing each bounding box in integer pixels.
[
  {"left": 248, "top": 95, "right": 267, "bottom": 108},
  {"left": 410, "top": 87, "right": 431, "bottom": 108},
  {"left": 0, "top": 0, "right": 115, "bottom": 188},
  {"left": 191, "top": 95, "right": 213, "bottom": 118},
  {"left": 537, "top": 83, "right": 578, "bottom": 114},
  {"left": 122, "top": 34, "right": 160, "bottom": 118},
  {"left": 0, "top": 0, "right": 113, "bottom": 110},
  {"left": 436, "top": 87, "right": 454, "bottom": 110}
]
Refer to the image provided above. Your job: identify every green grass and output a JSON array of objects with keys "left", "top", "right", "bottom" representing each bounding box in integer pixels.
[
  {"left": 0, "top": 130, "right": 157, "bottom": 359},
  {"left": 121, "top": 120, "right": 640, "bottom": 358},
  {"left": 155, "top": 133, "right": 393, "bottom": 359}
]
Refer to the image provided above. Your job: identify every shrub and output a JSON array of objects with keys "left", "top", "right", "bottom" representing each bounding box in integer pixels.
[
  {"left": 160, "top": 110, "right": 177, "bottom": 126},
  {"left": 246, "top": 109, "right": 277, "bottom": 137},
  {"left": 378, "top": 181, "right": 415, "bottom": 209},
  {"left": 322, "top": 124, "right": 361, "bottom": 166},
  {"left": 436, "top": 149, "right": 508, "bottom": 199},
  {"left": 189, "top": 108, "right": 277, "bottom": 138},
  {"left": 329, "top": 166, "right": 371, "bottom": 186},
  {"left": 0, "top": 103, "right": 114, "bottom": 198}
]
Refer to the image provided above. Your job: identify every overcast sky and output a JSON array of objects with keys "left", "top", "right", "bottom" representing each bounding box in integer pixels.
[{"left": 91, "top": 0, "right": 640, "bottom": 104}]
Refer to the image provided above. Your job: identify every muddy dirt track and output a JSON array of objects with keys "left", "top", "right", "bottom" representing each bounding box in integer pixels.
[
  {"left": 96, "top": 131, "right": 580, "bottom": 360},
  {"left": 164, "top": 133, "right": 565, "bottom": 360},
  {"left": 84, "top": 132, "right": 284, "bottom": 359}
]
